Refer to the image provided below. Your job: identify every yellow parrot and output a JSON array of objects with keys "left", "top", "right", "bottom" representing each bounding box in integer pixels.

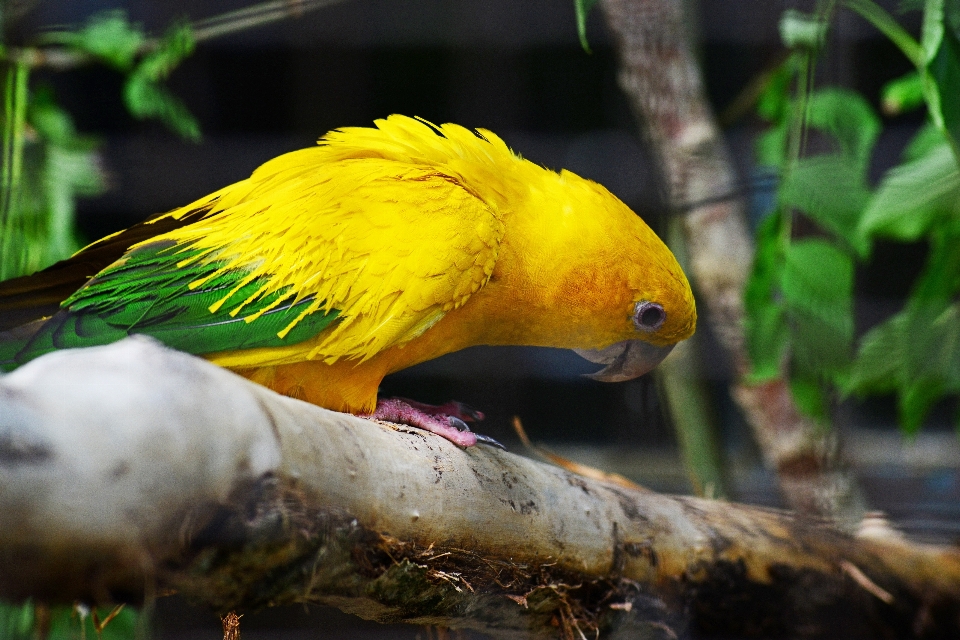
[{"left": 0, "top": 115, "right": 696, "bottom": 446}]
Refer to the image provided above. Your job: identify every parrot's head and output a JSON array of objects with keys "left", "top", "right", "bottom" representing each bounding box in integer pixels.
[
  {"left": 571, "top": 291, "right": 695, "bottom": 384},
  {"left": 507, "top": 166, "right": 697, "bottom": 382},
  {"left": 571, "top": 224, "right": 696, "bottom": 381}
]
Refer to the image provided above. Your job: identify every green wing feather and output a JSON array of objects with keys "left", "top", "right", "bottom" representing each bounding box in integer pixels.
[{"left": 3, "top": 241, "right": 339, "bottom": 370}]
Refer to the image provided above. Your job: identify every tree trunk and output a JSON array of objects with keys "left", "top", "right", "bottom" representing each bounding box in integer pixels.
[
  {"left": 1, "top": 338, "right": 958, "bottom": 638},
  {"left": 599, "top": 0, "right": 868, "bottom": 527}
]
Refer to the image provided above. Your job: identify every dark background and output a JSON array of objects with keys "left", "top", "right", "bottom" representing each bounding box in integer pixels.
[{"left": 9, "top": 1, "right": 959, "bottom": 637}]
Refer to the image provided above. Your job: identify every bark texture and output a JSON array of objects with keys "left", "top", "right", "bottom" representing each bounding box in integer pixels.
[
  {"left": 1, "top": 338, "right": 959, "bottom": 638},
  {"left": 600, "top": 0, "right": 867, "bottom": 526}
]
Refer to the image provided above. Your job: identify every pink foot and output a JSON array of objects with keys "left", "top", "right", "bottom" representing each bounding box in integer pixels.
[
  {"left": 366, "top": 398, "right": 502, "bottom": 448},
  {"left": 395, "top": 397, "right": 485, "bottom": 424}
]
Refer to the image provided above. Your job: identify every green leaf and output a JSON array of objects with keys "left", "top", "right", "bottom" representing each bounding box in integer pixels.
[
  {"left": 135, "top": 22, "right": 195, "bottom": 83},
  {"left": 805, "top": 88, "right": 881, "bottom": 168},
  {"left": 782, "top": 239, "right": 854, "bottom": 378},
  {"left": 930, "top": 19, "right": 960, "bottom": 145},
  {"left": 895, "top": 229, "right": 960, "bottom": 434},
  {"left": 123, "top": 22, "right": 200, "bottom": 141},
  {"left": 900, "top": 374, "right": 946, "bottom": 434},
  {"left": 923, "top": 0, "right": 946, "bottom": 64},
  {"left": 746, "top": 305, "right": 788, "bottom": 382},
  {"left": 123, "top": 77, "right": 201, "bottom": 141},
  {"left": 882, "top": 71, "right": 926, "bottom": 115},
  {"left": 851, "top": 231, "right": 960, "bottom": 433},
  {"left": 858, "top": 140, "right": 960, "bottom": 241},
  {"left": 847, "top": 313, "right": 905, "bottom": 395},
  {"left": 779, "top": 9, "right": 828, "bottom": 49},
  {"left": 896, "top": 302, "right": 959, "bottom": 433},
  {"left": 744, "top": 211, "right": 788, "bottom": 381},
  {"left": 755, "top": 122, "right": 789, "bottom": 169},
  {"left": 757, "top": 58, "right": 795, "bottom": 123},
  {"left": 42, "top": 10, "right": 145, "bottom": 71},
  {"left": 574, "top": 0, "right": 599, "bottom": 53},
  {"left": 27, "top": 87, "right": 77, "bottom": 146},
  {"left": 909, "top": 221, "right": 960, "bottom": 303},
  {"left": 0, "top": 601, "right": 34, "bottom": 640},
  {"left": 47, "top": 605, "right": 140, "bottom": 640},
  {"left": 789, "top": 375, "right": 828, "bottom": 422},
  {"left": 903, "top": 122, "right": 947, "bottom": 160},
  {"left": 779, "top": 155, "right": 870, "bottom": 255}
]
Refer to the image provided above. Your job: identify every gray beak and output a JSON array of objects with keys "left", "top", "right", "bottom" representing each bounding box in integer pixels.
[{"left": 573, "top": 340, "right": 675, "bottom": 382}]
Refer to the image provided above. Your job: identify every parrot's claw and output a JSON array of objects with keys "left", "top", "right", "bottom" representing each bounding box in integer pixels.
[
  {"left": 448, "top": 416, "right": 471, "bottom": 432},
  {"left": 447, "top": 415, "right": 506, "bottom": 449},
  {"left": 473, "top": 433, "right": 506, "bottom": 450},
  {"left": 369, "top": 397, "right": 502, "bottom": 449}
]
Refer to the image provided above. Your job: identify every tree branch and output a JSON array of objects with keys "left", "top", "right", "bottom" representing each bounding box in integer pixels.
[{"left": 1, "top": 338, "right": 958, "bottom": 637}]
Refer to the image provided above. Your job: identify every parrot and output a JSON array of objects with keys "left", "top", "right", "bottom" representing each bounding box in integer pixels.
[{"left": 0, "top": 115, "right": 696, "bottom": 447}]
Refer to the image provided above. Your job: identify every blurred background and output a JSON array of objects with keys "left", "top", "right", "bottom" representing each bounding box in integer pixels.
[{"left": 3, "top": 0, "right": 960, "bottom": 637}]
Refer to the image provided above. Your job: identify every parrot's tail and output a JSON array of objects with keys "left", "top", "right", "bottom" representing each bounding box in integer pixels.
[
  {"left": 0, "top": 205, "right": 216, "bottom": 371},
  {"left": 0, "top": 321, "right": 41, "bottom": 371},
  {"left": 0, "top": 260, "right": 92, "bottom": 371}
]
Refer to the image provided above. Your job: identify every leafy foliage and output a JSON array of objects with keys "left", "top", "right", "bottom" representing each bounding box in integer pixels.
[
  {"left": 42, "top": 11, "right": 200, "bottom": 142},
  {"left": 747, "top": 83, "right": 871, "bottom": 397},
  {"left": 0, "top": 60, "right": 30, "bottom": 280},
  {"left": 123, "top": 22, "right": 200, "bottom": 141},
  {"left": 0, "top": 9, "right": 200, "bottom": 280},
  {"left": 0, "top": 601, "right": 139, "bottom": 640},
  {"left": 881, "top": 70, "right": 925, "bottom": 114},
  {"left": 747, "top": 0, "right": 960, "bottom": 433},
  {"left": 21, "top": 87, "right": 106, "bottom": 269},
  {"left": 41, "top": 10, "right": 146, "bottom": 70},
  {"left": 744, "top": 211, "right": 788, "bottom": 382},
  {"left": 0, "top": 82, "right": 107, "bottom": 279}
]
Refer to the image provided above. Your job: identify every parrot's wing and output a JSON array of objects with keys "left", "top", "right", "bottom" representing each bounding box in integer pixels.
[{"left": 11, "top": 153, "right": 505, "bottom": 367}]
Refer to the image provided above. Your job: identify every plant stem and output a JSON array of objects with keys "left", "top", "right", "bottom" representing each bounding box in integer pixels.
[
  {"left": 1, "top": 0, "right": 346, "bottom": 70},
  {"left": 0, "top": 59, "right": 28, "bottom": 280},
  {"left": 659, "top": 217, "right": 727, "bottom": 499},
  {"left": 843, "top": 0, "right": 924, "bottom": 66},
  {"left": 191, "top": 0, "right": 347, "bottom": 43}
]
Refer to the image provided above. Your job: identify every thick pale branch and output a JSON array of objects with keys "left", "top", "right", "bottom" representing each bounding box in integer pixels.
[{"left": 1, "top": 338, "right": 958, "bottom": 637}]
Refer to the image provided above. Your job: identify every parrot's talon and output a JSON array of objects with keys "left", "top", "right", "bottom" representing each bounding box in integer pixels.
[
  {"left": 370, "top": 397, "right": 501, "bottom": 448},
  {"left": 474, "top": 433, "right": 507, "bottom": 450},
  {"left": 448, "top": 416, "right": 471, "bottom": 432}
]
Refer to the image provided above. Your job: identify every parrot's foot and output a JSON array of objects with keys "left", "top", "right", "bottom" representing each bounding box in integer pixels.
[
  {"left": 369, "top": 398, "right": 504, "bottom": 449},
  {"left": 394, "top": 397, "right": 485, "bottom": 424}
]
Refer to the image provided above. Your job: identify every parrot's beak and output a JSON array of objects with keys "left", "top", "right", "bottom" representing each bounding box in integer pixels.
[{"left": 573, "top": 340, "right": 675, "bottom": 382}]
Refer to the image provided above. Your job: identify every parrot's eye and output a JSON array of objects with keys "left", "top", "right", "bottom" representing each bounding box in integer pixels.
[{"left": 633, "top": 301, "right": 665, "bottom": 332}]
